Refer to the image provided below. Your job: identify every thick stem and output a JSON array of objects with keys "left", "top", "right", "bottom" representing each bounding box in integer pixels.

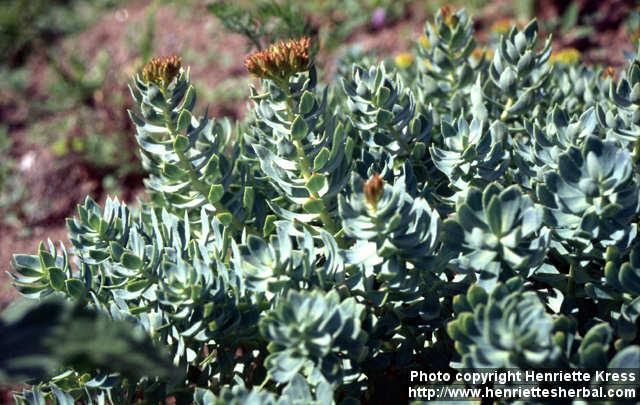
[
  {"left": 160, "top": 106, "right": 250, "bottom": 234},
  {"left": 283, "top": 88, "right": 346, "bottom": 247}
]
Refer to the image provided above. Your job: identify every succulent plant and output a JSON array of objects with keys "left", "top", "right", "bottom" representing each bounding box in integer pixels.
[
  {"left": 537, "top": 136, "right": 640, "bottom": 254},
  {"left": 129, "top": 58, "right": 247, "bottom": 231},
  {"left": 514, "top": 106, "right": 596, "bottom": 188},
  {"left": 443, "top": 183, "right": 549, "bottom": 287},
  {"left": 196, "top": 374, "right": 333, "bottom": 405},
  {"left": 338, "top": 173, "right": 440, "bottom": 262},
  {"left": 430, "top": 116, "right": 509, "bottom": 194},
  {"left": 246, "top": 66, "right": 352, "bottom": 242},
  {"left": 487, "top": 20, "right": 552, "bottom": 121},
  {"left": 448, "top": 278, "right": 561, "bottom": 368},
  {"left": 7, "top": 10, "right": 640, "bottom": 404},
  {"left": 418, "top": 7, "right": 478, "bottom": 117},
  {"left": 259, "top": 289, "right": 367, "bottom": 384},
  {"left": 598, "top": 45, "right": 640, "bottom": 146},
  {"left": 343, "top": 63, "right": 432, "bottom": 157}
]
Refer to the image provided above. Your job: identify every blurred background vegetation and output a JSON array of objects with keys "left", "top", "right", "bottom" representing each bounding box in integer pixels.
[{"left": 0, "top": 0, "right": 639, "bottom": 304}]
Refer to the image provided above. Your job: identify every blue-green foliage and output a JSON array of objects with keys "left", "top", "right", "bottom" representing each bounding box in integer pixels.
[{"left": 7, "top": 7, "right": 640, "bottom": 404}]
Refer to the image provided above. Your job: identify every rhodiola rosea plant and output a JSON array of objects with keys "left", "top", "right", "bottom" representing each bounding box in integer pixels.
[{"left": 4, "top": 6, "right": 640, "bottom": 403}]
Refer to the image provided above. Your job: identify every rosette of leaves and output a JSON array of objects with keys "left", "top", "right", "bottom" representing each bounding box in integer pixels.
[
  {"left": 598, "top": 46, "right": 640, "bottom": 145},
  {"left": 552, "top": 321, "right": 640, "bottom": 395},
  {"left": 549, "top": 64, "right": 601, "bottom": 112},
  {"left": 554, "top": 320, "right": 640, "bottom": 370},
  {"left": 430, "top": 116, "right": 509, "bottom": 195},
  {"left": 487, "top": 20, "right": 552, "bottom": 121},
  {"left": 13, "top": 196, "right": 253, "bottom": 369},
  {"left": 259, "top": 289, "right": 367, "bottom": 384},
  {"left": 246, "top": 66, "right": 352, "bottom": 242},
  {"left": 12, "top": 197, "right": 142, "bottom": 303},
  {"left": 584, "top": 245, "right": 640, "bottom": 345},
  {"left": 232, "top": 220, "right": 344, "bottom": 294},
  {"left": 342, "top": 63, "right": 432, "bottom": 157},
  {"left": 514, "top": 107, "right": 596, "bottom": 188},
  {"left": 10, "top": 240, "right": 78, "bottom": 301},
  {"left": 338, "top": 173, "right": 440, "bottom": 263},
  {"left": 130, "top": 57, "right": 248, "bottom": 231},
  {"left": 418, "top": 6, "right": 478, "bottom": 116},
  {"left": 536, "top": 136, "right": 640, "bottom": 254},
  {"left": 195, "top": 374, "right": 333, "bottom": 405},
  {"left": 442, "top": 183, "right": 550, "bottom": 287},
  {"left": 337, "top": 172, "right": 460, "bottom": 380},
  {"left": 447, "top": 278, "right": 562, "bottom": 368},
  {"left": 337, "top": 172, "right": 449, "bottom": 337}
]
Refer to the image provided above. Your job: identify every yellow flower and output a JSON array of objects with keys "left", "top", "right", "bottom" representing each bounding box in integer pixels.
[
  {"left": 141, "top": 56, "right": 182, "bottom": 87},
  {"left": 244, "top": 37, "right": 312, "bottom": 82},
  {"left": 419, "top": 35, "right": 431, "bottom": 50},
  {"left": 394, "top": 52, "right": 415, "bottom": 69},
  {"left": 549, "top": 48, "right": 581, "bottom": 65},
  {"left": 491, "top": 18, "right": 513, "bottom": 35}
]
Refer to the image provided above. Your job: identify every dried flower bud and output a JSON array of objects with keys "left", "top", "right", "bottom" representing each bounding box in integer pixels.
[
  {"left": 244, "top": 37, "right": 312, "bottom": 83},
  {"left": 141, "top": 56, "right": 182, "bottom": 87},
  {"left": 363, "top": 173, "right": 384, "bottom": 207},
  {"left": 602, "top": 66, "right": 617, "bottom": 80}
]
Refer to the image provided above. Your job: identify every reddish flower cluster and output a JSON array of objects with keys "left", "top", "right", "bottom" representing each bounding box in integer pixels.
[
  {"left": 244, "top": 37, "right": 312, "bottom": 82},
  {"left": 363, "top": 173, "right": 384, "bottom": 208},
  {"left": 141, "top": 56, "right": 182, "bottom": 87}
]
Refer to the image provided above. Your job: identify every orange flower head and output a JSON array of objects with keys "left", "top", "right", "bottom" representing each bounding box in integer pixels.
[
  {"left": 142, "top": 56, "right": 182, "bottom": 87},
  {"left": 244, "top": 37, "right": 312, "bottom": 82},
  {"left": 363, "top": 173, "right": 384, "bottom": 207}
]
